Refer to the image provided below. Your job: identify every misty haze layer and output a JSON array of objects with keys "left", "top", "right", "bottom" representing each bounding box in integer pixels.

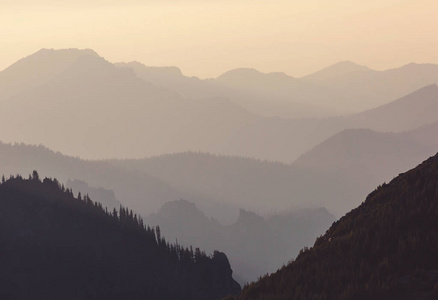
[
  {"left": 2, "top": 48, "right": 438, "bottom": 290},
  {"left": 2, "top": 0, "right": 438, "bottom": 298}
]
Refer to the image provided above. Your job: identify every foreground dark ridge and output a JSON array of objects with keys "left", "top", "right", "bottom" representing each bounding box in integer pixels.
[
  {"left": 0, "top": 172, "right": 240, "bottom": 300},
  {"left": 226, "top": 153, "right": 438, "bottom": 300}
]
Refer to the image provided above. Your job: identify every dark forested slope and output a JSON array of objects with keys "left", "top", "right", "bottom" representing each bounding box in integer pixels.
[
  {"left": 0, "top": 173, "right": 240, "bottom": 300},
  {"left": 226, "top": 153, "right": 438, "bottom": 300}
]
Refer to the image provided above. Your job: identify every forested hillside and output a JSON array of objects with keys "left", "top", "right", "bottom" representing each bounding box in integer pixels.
[
  {"left": 0, "top": 172, "right": 240, "bottom": 300},
  {"left": 226, "top": 153, "right": 438, "bottom": 300}
]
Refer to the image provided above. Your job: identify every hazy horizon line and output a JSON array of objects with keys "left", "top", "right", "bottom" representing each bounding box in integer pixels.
[{"left": 2, "top": 47, "right": 436, "bottom": 80}]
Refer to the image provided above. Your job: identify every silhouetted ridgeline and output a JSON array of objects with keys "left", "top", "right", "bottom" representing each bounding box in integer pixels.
[
  {"left": 0, "top": 172, "right": 240, "bottom": 300},
  {"left": 225, "top": 153, "right": 438, "bottom": 300}
]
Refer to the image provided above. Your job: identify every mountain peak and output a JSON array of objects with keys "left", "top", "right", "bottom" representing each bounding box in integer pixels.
[
  {"left": 216, "top": 68, "right": 296, "bottom": 87},
  {"left": 115, "top": 61, "right": 185, "bottom": 82},
  {"left": 235, "top": 209, "right": 266, "bottom": 226},
  {"left": 334, "top": 60, "right": 362, "bottom": 66},
  {"left": 399, "top": 62, "right": 437, "bottom": 69},
  {"left": 157, "top": 199, "right": 209, "bottom": 222},
  {"left": 20, "top": 48, "right": 101, "bottom": 68},
  {"left": 128, "top": 62, "right": 183, "bottom": 76},
  {"left": 302, "top": 60, "right": 372, "bottom": 82},
  {"left": 12, "top": 48, "right": 101, "bottom": 70},
  {"left": 217, "top": 68, "right": 262, "bottom": 80},
  {"left": 0, "top": 48, "right": 104, "bottom": 92},
  {"left": 34, "top": 48, "right": 98, "bottom": 57}
]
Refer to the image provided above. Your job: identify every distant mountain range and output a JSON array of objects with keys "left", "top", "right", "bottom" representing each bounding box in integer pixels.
[
  {"left": 2, "top": 112, "right": 438, "bottom": 222},
  {"left": 225, "top": 84, "right": 438, "bottom": 162},
  {"left": 2, "top": 48, "right": 438, "bottom": 217},
  {"left": 111, "top": 114, "right": 438, "bottom": 217},
  {"left": 116, "top": 62, "right": 346, "bottom": 118},
  {"left": 303, "top": 61, "right": 438, "bottom": 111},
  {"left": 2, "top": 49, "right": 438, "bottom": 162},
  {"left": 0, "top": 48, "right": 257, "bottom": 159},
  {"left": 227, "top": 152, "right": 438, "bottom": 300},
  {"left": 121, "top": 58, "right": 438, "bottom": 114}
]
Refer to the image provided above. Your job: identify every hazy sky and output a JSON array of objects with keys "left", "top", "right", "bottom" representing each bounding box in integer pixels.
[{"left": 1, "top": 0, "right": 438, "bottom": 78}]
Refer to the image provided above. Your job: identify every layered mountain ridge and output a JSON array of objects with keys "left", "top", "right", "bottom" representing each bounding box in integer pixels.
[{"left": 2, "top": 49, "right": 438, "bottom": 163}]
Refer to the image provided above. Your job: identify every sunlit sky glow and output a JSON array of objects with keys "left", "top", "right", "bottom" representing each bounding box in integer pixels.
[{"left": 1, "top": 0, "right": 437, "bottom": 78}]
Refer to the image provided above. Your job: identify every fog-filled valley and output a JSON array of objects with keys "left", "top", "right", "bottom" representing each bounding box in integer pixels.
[{"left": 2, "top": 45, "right": 438, "bottom": 299}]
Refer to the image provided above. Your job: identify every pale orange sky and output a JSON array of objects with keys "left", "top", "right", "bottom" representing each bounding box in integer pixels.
[{"left": 1, "top": 0, "right": 437, "bottom": 78}]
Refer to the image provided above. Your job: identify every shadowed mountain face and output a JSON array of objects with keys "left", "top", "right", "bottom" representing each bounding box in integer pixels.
[
  {"left": 226, "top": 152, "right": 438, "bottom": 300},
  {"left": 0, "top": 174, "right": 240, "bottom": 300},
  {"left": 145, "top": 199, "right": 335, "bottom": 284}
]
